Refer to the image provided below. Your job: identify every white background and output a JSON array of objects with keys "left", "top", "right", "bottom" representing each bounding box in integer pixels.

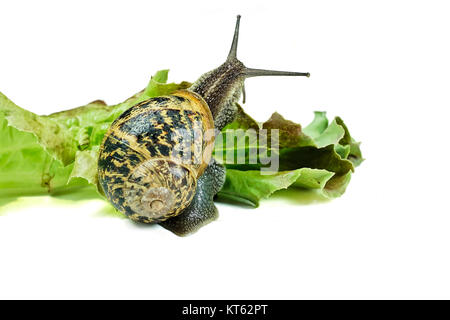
[{"left": 1, "top": 0, "right": 449, "bottom": 299}]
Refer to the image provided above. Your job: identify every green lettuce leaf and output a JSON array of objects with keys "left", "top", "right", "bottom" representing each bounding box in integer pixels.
[
  {"left": 0, "top": 99, "right": 88, "bottom": 197},
  {"left": 218, "top": 168, "right": 336, "bottom": 207},
  {"left": 0, "top": 69, "right": 363, "bottom": 212},
  {"left": 214, "top": 110, "right": 363, "bottom": 206}
]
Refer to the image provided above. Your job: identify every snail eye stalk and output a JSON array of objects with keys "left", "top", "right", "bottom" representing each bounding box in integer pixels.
[
  {"left": 226, "top": 15, "right": 310, "bottom": 78},
  {"left": 245, "top": 68, "right": 310, "bottom": 78},
  {"left": 227, "top": 15, "right": 241, "bottom": 61}
]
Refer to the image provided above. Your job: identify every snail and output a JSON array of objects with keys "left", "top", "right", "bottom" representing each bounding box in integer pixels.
[{"left": 97, "top": 15, "right": 309, "bottom": 235}]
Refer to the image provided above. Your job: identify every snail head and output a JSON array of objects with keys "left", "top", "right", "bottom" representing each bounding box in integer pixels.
[{"left": 189, "top": 15, "right": 309, "bottom": 130}]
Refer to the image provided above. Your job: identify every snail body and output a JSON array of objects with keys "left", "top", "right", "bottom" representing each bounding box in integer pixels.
[{"left": 97, "top": 15, "right": 309, "bottom": 235}]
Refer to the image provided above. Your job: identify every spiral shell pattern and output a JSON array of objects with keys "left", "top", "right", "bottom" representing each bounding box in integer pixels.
[{"left": 97, "top": 90, "right": 215, "bottom": 223}]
